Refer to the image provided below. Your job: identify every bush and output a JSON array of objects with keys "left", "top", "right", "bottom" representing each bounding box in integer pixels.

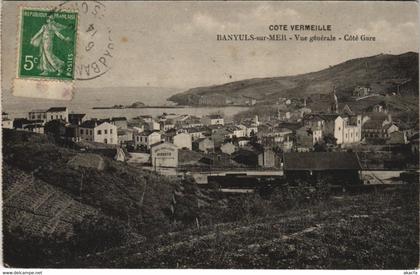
[
  {"left": 71, "top": 214, "right": 129, "bottom": 253},
  {"left": 4, "top": 226, "right": 72, "bottom": 267}
]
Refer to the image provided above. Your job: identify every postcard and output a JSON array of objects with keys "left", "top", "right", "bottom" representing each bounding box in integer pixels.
[{"left": 1, "top": 0, "right": 419, "bottom": 271}]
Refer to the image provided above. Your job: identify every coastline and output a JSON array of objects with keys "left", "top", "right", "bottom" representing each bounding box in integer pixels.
[{"left": 92, "top": 104, "right": 254, "bottom": 110}]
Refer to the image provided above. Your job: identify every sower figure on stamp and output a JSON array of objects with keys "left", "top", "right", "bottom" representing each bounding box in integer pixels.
[{"left": 30, "top": 15, "right": 71, "bottom": 76}]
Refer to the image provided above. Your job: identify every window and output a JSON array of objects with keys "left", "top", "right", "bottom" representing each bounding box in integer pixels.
[
  {"left": 90, "top": 130, "right": 93, "bottom": 135},
  {"left": 80, "top": 129, "right": 84, "bottom": 134},
  {"left": 105, "top": 129, "right": 108, "bottom": 134},
  {"left": 98, "top": 130, "right": 102, "bottom": 135},
  {"left": 56, "top": 115, "right": 58, "bottom": 119},
  {"left": 60, "top": 115, "right": 62, "bottom": 119},
  {"left": 51, "top": 115, "right": 53, "bottom": 119},
  {"left": 110, "top": 129, "right": 113, "bottom": 134}
]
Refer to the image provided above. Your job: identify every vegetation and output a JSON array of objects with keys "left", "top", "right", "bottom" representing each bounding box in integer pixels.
[
  {"left": 3, "top": 129, "right": 419, "bottom": 268},
  {"left": 66, "top": 184, "right": 419, "bottom": 269}
]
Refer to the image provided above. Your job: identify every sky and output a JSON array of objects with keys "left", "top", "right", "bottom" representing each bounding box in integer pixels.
[{"left": 2, "top": 1, "right": 419, "bottom": 90}]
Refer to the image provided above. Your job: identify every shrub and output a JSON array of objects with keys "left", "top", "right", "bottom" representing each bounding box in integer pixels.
[{"left": 71, "top": 214, "right": 129, "bottom": 253}]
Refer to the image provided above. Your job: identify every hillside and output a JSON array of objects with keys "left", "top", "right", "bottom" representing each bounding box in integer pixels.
[
  {"left": 2, "top": 129, "right": 225, "bottom": 267},
  {"left": 65, "top": 185, "right": 418, "bottom": 269},
  {"left": 168, "top": 52, "right": 419, "bottom": 105},
  {"left": 3, "top": 130, "right": 419, "bottom": 268}
]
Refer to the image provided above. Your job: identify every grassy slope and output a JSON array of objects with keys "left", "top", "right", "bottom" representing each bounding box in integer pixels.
[
  {"left": 68, "top": 184, "right": 419, "bottom": 269},
  {"left": 2, "top": 130, "right": 178, "bottom": 237},
  {"left": 2, "top": 129, "right": 230, "bottom": 267},
  {"left": 3, "top": 164, "right": 100, "bottom": 237},
  {"left": 3, "top": 129, "right": 186, "bottom": 268},
  {"left": 168, "top": 52, "right": 419, "bottom": 105}
]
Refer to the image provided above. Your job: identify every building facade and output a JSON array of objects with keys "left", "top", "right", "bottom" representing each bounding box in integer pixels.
[
  {"left": 79, "top": 120, "right": 118, "bottom": 144},
  {"left": 46, "top": 107, "right": 68, "bottom": 122},
  {"left": 151, "top": 142, "right": 178, "bottom": 168},
  {"left": 28, "top": 109, "right": 47, "bottom": 123},
  {"left": 173, "top": 132, "right": 192, "bottom": 150},
  {"left": 134, "top": 131, "right": 162, "bottom": 149},
  {"left": 202, "top": 115, "right": 224, "bottom": 126}
]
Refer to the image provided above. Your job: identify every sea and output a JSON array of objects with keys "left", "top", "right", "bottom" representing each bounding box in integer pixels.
[{"left": 2, "top": 87, "right": 249, "bottom": 120}]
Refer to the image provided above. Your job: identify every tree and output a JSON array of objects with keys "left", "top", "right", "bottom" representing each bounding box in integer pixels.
[
  {"left": 314, "top": 142, "right": 327, "bottom": 152},
  {"left": 44, "top": 120, "right": 66, "bottom": 142},
  {"left": 323, "top": 133, "right": 337, "bottom": 145},
  {"left": 249, "top": 130, "right": 258, "bottom": 145},
  {"left": 71, "top": 215, "right": 128, "bottom": 253},
  {"left": 231, "top": 135, "right": 238, "bottom": 145}
]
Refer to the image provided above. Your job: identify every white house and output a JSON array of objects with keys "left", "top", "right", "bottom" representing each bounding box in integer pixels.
[
  {"left": 237, "top": 137, "right": 250, "bottom": 147},
  {"left": 133, "top": 126, "right": 145, "bottom": 134},
  {"left": 2, "top": 112, "right": 13, "bottom": 129},
  {"left": 318, "top": 114, "right": 362, "bottom": 145},
  {"left": 151, "top": 142, "right": 178, "bottom": 168},
  {"left": 117, "top": 129, "right": 134, "bottom": 145},
  {"left": 138, "top": 115, "right": 154, "bottom": 123},
  {"left": 185, "top": 127, "right": 207, "bottom": 141},
  {"left": 194, "top": 137, "right": 214, "bottom": 153},
  {"left": 202, "top": 114, "right": 224, "bottom": 126},
  {"left": 226, "top": 125, "right": 246, "bottom": 139},
  {"left": 28, "top": 109, "right": 47, "bottom": 123},
  {"left": 111, "top": 117, "right": 128, "bottom": 129},
  {"left": 161, "top": 120, "right": 176, "bottom": 131},
  {"left": 79, "top": 120, "right": 118, "bottom": 144},
  {"left": 46, "top": 107, "right": 68, "bottom": 122},
  {"left": 23, "top": 124, "right": 44, "bottom": 134},
  {"left": 134, "top": 131, "right": 162, "bottom": 149},
  {"left": 173, "top": 132, "right": 192, "bottom": 150},
  {"left": 147, "top": 120, "right": 161, "bottom": 131}
]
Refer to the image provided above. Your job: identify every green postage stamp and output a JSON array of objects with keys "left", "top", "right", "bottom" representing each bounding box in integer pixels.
[{"left": 17, "top": 8, "right": 78, "bottom": 81}]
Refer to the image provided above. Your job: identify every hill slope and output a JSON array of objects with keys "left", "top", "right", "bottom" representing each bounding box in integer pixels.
[
  {"left": 69, "top": 185, "right": 419, "bottom": 269},
  {"left": 2, "top": 130, "right": 193, "bottom": 267},
  {"left": 2, "top": 129, "right": 234, "bottom": 267},
  {"left": 168, "top": 52, "right": 418, "bottom": 105}
]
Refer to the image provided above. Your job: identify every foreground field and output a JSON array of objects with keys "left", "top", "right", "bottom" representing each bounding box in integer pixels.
[{"left": 70, "top": 184, "right": 418, "bottom": 269}]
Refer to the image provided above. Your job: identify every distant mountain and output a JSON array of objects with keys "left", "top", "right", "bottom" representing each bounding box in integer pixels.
[{"left": 168, "top": 52, "right": 419, "bottom": 105}]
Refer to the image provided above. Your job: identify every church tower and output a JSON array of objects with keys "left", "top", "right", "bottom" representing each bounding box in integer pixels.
[{"left": 330, "top": 87, "right": 338, "bottom": 114}]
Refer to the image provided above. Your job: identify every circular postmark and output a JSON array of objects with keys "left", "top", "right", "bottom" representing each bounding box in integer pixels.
[{"left": 58, "top": 1, "right": 114, "bottom": 80}]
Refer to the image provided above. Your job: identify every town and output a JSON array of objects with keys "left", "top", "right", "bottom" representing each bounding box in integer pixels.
[{"left": 3, "top": 86, "right": 418, "bottom": 190}]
